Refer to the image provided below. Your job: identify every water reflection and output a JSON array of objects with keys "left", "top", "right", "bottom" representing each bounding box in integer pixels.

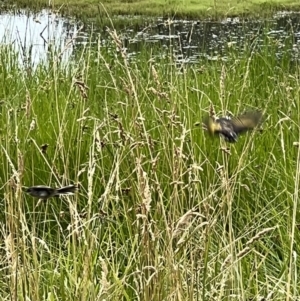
[
  {"left": 123, "top": 12, "right": 300, "bottom": 64},
  {"left": 0, "top": 9, "right": 82, "bottom": 67},
  {"left": 1, "top": 9, "right": 300, "bottom": 66}
]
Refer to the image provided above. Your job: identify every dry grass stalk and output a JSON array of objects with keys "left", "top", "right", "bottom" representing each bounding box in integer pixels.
[
  {"left": 147, "top": 87, "right": 169, "bottom": 101},
  {"left": 220, "top": 64, "right": 226, "bottom": 106},
  {"left": 74, "top": 78, "right": 89, "bottom": 100},
  {"left": 25, "top": 90, "right": 31, "bottom": 118},
  {"left": 136, "top": 157, "right": 152, "bottom": 214},
  {"left": 222, "top": 226, "right": 278, "bottom": 268},
  {"left": 151, "top": 65, "right": 161, "bottom": 88}
]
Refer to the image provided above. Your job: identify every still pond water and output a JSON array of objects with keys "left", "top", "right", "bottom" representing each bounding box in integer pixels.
[{"left": 1, "top": 9, "right": 300, "bottom": 66}]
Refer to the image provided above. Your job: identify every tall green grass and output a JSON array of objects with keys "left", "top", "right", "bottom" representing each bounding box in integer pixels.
[
  {"left": 9, "top": 0, "right": 300, "bottom": 22},
  {"left": 0, "top": 27, "right": 300, "bottom": 300}
]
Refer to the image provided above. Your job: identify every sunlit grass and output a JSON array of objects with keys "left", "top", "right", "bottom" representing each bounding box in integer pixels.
[
  {"left": 9, "top": 0, "right": 300, "bottom": 22},
  {"left": 0, "top": 24, "right": 299, "bottom": 300}
]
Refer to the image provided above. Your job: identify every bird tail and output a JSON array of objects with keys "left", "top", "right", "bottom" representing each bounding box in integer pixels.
[{"left": 56, "top": 185, "right": 78, "bottom": 195}]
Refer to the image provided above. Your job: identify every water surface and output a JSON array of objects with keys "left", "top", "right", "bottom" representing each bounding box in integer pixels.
[{"left": 2, "top": 9, "right": 300, "bottom": 66}]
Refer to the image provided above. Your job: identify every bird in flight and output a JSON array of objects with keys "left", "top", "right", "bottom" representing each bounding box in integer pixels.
[
  {"left": 25, "top": 184, "right": 78, "bottom": 200},
  {"left": 203, "top": 110, "right": 263, "bottom": 143}
]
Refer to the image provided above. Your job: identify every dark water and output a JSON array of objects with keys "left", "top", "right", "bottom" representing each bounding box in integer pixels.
[
  {"left": 120, "top": 11, "right": 300, "bottom": 63},
  {"left": 2, "top": 9, "right": 300, "bottom": 66}
]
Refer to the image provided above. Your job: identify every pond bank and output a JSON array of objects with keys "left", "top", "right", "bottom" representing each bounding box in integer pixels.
[{"left": 10, "top": 0, "right": 300, "bottom": 23}]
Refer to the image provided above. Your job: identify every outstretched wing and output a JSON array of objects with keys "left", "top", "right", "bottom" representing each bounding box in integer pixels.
[
  {"left": 56, "top": 185, "right": 78, "bottom": 195},
  {"left": 231, "top": 111, "right": 263, "bottom": 134}
]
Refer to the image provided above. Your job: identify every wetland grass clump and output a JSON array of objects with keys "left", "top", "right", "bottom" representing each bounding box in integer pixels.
[
  {"left": 9, "top": 0, "right": 300, "bottom": 22},
  {"left": 0, "top": 29, "right": 300, "bottom": 300}
]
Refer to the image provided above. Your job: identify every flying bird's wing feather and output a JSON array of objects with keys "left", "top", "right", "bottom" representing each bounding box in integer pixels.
[
  {"left": 56, "top": 185, "right": 78, "bottom": 195},
  {"left": 230, "top": 111, "right": 263, "bottom": 134}
]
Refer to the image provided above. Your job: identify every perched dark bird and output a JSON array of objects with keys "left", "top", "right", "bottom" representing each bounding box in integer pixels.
[
  {"left": 26, "top": 184, "right": 78, "bottom": 200},
  {"left": 203, "top": 111, "right": 263, "bottom": 143}
]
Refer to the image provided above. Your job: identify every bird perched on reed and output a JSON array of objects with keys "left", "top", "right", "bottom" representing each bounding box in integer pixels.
[
  {"left": 25, "top": 184, "right": 78, "bottom": 200},
  {"left": 203, "top": 110, "right": 263, "bottom": 143}
]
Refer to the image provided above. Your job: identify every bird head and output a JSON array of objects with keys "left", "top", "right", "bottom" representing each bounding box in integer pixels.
[{"left": 204, "top": 116, "right": 222, "bottom": 136}]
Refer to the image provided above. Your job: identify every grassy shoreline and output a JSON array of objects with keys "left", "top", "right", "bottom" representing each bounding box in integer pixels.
[{"left": 9, "top": 0, "right": 300, "bottom": 22}]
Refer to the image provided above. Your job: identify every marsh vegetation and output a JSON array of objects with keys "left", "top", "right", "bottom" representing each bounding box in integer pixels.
[
  {"left": 9, "top": 0, "right": 300, "bottom": 21},
  {"left": 0, "top": 17, "right": 300, "bottom": 300}
]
